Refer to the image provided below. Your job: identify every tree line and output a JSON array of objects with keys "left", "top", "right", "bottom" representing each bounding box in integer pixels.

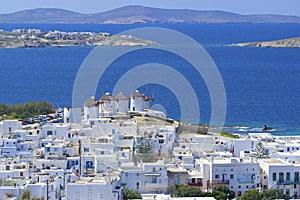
[{"left": 0, "top": 101, "right": 55, "bottom": 119}]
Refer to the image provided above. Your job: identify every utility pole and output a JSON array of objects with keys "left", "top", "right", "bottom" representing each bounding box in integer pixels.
[
  {"left": 46, "top": 179, "right": 49, "bottom": 200},
  {"left": 79, "top": 139, "right": 82, "bottom": 175}
]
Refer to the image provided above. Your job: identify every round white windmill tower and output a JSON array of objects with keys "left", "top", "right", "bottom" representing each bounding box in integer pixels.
[
  {"left": 99, "top": 92, "right": 116, "bottom": 116},
  {"left": 83, "top": 96, "right": 99, "bottom": 120},
  {"left": 115, "top": 92, "right": 129, "bottom": 113},
  {"left": 130, "top": 90, "right": 147, "bottom": 112}
]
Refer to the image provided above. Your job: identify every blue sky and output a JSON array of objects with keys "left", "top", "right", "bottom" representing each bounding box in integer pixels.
[{"left": 0, "top": 0, "right": 300, "bottom": 16}]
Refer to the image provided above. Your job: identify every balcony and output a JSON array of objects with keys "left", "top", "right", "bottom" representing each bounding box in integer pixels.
[
  {"left": 210, "top": 180, "right": 230, "bottom": 185},
  {"left": 238, "top": 179, "right": 255, "bottom": 184},
  {"left": 145, "top": 182, "right": 163, "bottom": 188},
  {"left": 277, "top": 180, "right": 300, "bottom": 185},
  {"left": 188, "top": 182, "right": 203, "bottom": 187}
]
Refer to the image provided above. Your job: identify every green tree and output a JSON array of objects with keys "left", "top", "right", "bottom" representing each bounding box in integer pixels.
[
  {"left": 240, "top": 190, "right": 262, "bottom": 200},
  {"left": 212, "top": 184, "right": 235, "bottom": 200},
  {"left": 253, "top": 142, "right": 269, "bottom": 159},
  {"left": 262, "top": 189, "right": 289, "bottom": 200},
  {"left": 0, "top": 101, "right": 55, "bottom": 119},
  {"left": 135, "top": 140, "right": 157, "bottom": 162},
  {"left": 123, "top": 188, "right": 142, "bottom": 200},
  {"left": 0, "top": 103, "right": 10, "bottom": 115},
  {"left": 18, "top": 189, "right": 31, "bottom": 200},
  {"left": 171, "top": 184, "right": 203, "bottom": 197}
]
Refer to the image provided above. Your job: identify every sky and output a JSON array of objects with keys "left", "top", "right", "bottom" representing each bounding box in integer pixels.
[{"left": 0, "top": 0, "right": 299, "bottom": 16}]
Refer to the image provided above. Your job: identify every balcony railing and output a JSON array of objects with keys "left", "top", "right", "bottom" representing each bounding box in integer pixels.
[
  {"left": 145, "top": 182, "right": 164, "bottom": 188},
  {"left": 188, "top": 182, "right": 203, "bottom": 187},
  {"left": 210, "top": 180, "right": 230, "bottom": 185},
  {"left": 277, "top": 180, "right": 300, "bottom": 185},
  {"left": 238, "top": 179, "right": 255, "bottom": 184}
]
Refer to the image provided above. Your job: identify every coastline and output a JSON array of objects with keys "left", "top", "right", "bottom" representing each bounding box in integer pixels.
[
  {"left": 231, "top": 37, "right": 300, "bottom": 48},
  {"left": 0, "top": 29, "right": 158, "bottom": 48}
]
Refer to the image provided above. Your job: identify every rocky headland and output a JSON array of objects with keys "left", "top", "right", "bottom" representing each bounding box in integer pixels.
[
  {"left": 231, "top": 37, "right": 300, "bottom": 48},
  {"left": 0, "top": 29, "right": 157, "bottom": 48}
]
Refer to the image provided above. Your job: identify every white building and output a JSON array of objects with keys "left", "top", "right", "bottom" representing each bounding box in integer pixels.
[
  {"left": 259, "top": 158, "right": 300, "bottom": 198},
  {"left": 115, "top": 92, "right": 129, "bottom": 113},
  {"left": 232, "top": 138, "right": 259, "bottom": 157},
  {"left": 130, "top": 90, "right": 148, "bottom": 112},
  {"left": 0, "top": 120, "right": 22, "bottom": 136},
  {"left": 99, "top": 92, "right": 116, "bottom": 116},
  {"left": 66, "top": 178, "right": 120, "bottom": 200},
  {"left": 121, "top": 160, "right": 168, "bottom": 194},
  {"left": 84, "top": 97, "right": 99, "bottom": 120},
  {"left": 201, "top": 157, "right": 260, "bottom": 197},
  {"left": 64, "top": 107, "right": 81, "bottom": 123}
]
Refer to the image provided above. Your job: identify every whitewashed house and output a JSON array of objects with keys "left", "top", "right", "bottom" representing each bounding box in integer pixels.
[
  {"left": 201, "top": 157, "right": 260, "bottom": 197},
  {"left": 64, "top": 107, "right": 81, "bottom": 123},
  {"left": 0, "top": 120, "right": 22, "bottom": 136},
  {"left": 66, "top": 178, "right": 120, "bottom": 200},
  {"left": 259, "top": 158, "right": 300, "bottom": 198}
]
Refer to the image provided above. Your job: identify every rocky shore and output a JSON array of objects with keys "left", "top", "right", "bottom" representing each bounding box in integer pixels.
[
  {"left": 231, "top": 37, "right": 300, "bottom": 48},
  {"left": 0, "top": 29, "right": 157, "bottom": 48}
]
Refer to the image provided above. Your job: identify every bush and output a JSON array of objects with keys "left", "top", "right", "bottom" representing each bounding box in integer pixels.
[
  {"left": 171, "top": 184, "right": 203, "bottom": 197},
  {"left": 123, "top": 188, "right": 142, "bottom": 200}
]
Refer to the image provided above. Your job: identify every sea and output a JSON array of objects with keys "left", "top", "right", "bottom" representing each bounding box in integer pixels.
[{"left": 0, "top": 23, "right": 299, "bottom": 135}]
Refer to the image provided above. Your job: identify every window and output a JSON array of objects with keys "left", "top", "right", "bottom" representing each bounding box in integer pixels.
[
  {"left": 47, "top": 130, "right": 52, "bottom": 135},
  {"left": 295, "top": 172, "right": 299, "bottom": 183},
  {"left": 279, "top": 172, "right": 284, "bottom": 183},
  {"left": 238, "top": 185, "right": 241, "bottom": 189},
  {"left": 230, "top": 174, "right": 234, "bottom": 179},
  {"left": 286, "top": 172, "right": 290, "bottom": 181},
  {"left": 272, "top": 173, "right": 277, "bottom": 181},
  {"left": 152, "top": 177, "right": 157, "bottom": 183},
  {"left": 215, "top": 174, "right": 219, "bottom": 179},
  {"left": 152, "top": 167, "right": 156, "bottom": 172}
]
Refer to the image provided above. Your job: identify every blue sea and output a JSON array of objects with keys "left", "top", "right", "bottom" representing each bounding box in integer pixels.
[{"left": 0, "top": 23, "right": 299, "bottom": 135}]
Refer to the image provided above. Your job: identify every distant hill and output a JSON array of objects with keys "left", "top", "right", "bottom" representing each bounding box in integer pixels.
[{"left": 0, "top": 5, "right": 300, "bottom": 24}]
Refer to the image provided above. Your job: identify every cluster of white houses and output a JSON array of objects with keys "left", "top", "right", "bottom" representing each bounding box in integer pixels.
[{"left": 0, "top": 91, "right": 300, "bottom": 199}]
